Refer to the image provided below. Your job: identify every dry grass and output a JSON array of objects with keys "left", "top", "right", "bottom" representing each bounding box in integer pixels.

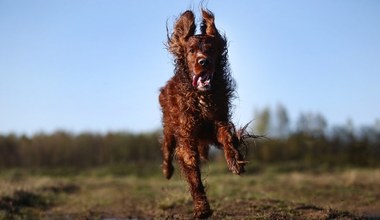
[{"left": 0, "top": 165, "right": 379, "bottom": 219}]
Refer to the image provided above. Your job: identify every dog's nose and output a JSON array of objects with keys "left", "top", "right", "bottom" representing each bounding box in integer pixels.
[{"left": 198, "top": 58, "right": 209, "bottom": 67}]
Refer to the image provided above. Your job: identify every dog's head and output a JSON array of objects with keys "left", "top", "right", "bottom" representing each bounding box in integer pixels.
[{"left": 168, "top": 9, "right": 226, "bottom": 91}]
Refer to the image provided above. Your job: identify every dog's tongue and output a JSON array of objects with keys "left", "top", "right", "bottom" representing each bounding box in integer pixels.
[{"left": 192, "top": 75, "right": 200, "bottom": 87}]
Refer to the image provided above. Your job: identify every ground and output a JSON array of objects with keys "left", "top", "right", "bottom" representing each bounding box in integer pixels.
[{"left": 0, "top": 164, "right": 379, "bottom": 219}]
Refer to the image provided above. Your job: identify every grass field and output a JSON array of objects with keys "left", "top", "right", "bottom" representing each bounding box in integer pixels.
[{"left": 0, "top": 163, "right": 379, "bottom": 219}]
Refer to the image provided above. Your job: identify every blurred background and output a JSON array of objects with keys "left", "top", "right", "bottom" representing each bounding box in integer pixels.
[
  {"left": 1, "top": 0, "right": 379, "bottom": 170},
  {"left": 1, "top": 1, "right": 380, "bottom": 219}
]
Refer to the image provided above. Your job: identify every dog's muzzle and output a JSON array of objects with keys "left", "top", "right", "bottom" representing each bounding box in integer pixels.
[{"left": 192, "top": 72, "right": 213, "bottom": 91}]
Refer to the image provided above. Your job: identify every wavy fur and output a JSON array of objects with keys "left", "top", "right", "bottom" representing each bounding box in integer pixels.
[{"left": 159, "top": 9, "right": 245, "bottom": 219}]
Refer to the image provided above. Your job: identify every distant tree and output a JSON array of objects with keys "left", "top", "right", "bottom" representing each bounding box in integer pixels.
[
  {"left": 296, "top": 112, "right": 327, "bottom": 137},
  {"left": 331, "top": 118, "right": 356, "bottom": 144},
  {"left": 363, "top": 119, "right": 380, "bottom": 145},
  {"left": 254, "top": 107, "right": 271, "bottom": 135},
  {"left": 0, "top": 134, "right": 20, "bottom": 167},
  {"left": 275, "top": 104, "right": 290, "bottom": 138}
]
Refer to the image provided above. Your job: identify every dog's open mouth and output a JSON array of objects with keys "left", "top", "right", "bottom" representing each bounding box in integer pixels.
[{"left": 192, "top": 72, "right": 212, "bottom": 91}]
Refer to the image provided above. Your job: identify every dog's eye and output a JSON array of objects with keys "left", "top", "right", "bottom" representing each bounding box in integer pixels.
[{"left": 189, "top": 49, "right": 195, "bottom": 54}]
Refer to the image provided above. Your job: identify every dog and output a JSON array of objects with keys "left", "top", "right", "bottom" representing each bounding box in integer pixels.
[{"left": 159, "top": 9, "right": 248, "bottom": 218}]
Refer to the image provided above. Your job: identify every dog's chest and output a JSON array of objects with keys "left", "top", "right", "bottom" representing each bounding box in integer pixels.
[
  {"left": 197, "top": 94, "right": 214, "bottom": 118},
  {"left": 198, "top": 95, "right": 209, "bottom": 107}
]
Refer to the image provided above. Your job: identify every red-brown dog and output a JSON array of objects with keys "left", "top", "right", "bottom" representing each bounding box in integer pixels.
[{"left": 159, "top": 9, "right": 247, "bottom": 218}]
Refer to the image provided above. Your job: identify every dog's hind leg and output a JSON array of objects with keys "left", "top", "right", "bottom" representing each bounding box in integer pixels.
[{"left": 161, "top": 129, "right": 175, "bottom": 179}]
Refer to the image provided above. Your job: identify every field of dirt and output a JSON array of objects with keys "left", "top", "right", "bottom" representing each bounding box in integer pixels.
[{"left": 0, "top": 165, "right": 379, "bottom": 219}]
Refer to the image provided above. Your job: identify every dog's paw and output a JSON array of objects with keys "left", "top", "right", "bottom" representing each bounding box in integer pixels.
[
  {"left": 162, "top": 161, "right": 174, "bottom": 179},
  {"left": 227, "top": 158, "right": 245, "bottom": 175},
  {"left": 225, "top": 150, "right": 246, "bottom": 175},
  {"left": 194, "top": 207, "right": 213, "bottom": 219}
]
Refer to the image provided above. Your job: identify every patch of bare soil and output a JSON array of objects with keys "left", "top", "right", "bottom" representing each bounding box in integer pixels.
[
  {"left": 1, "top": 195, "right": 371, "bottom": 220},
  {"left": 0, "top": 184, "right": 80, "bottom": 220},
  {"left": 77, "top": 199, "right": 368, "bottom": 220}
]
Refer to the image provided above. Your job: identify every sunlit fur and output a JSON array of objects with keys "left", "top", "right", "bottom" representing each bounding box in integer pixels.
[{"left": 159, "top": 9, "right": 246, "bottom": 219}]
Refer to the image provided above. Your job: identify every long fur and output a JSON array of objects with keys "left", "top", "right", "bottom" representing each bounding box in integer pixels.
[{"left": 159, "top": 9, "right": 249, "bottom": 219}]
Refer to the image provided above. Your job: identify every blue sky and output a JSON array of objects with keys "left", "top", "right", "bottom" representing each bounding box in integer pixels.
[{"left": 1, "top": 0, "right": 379, "bottom": 135}]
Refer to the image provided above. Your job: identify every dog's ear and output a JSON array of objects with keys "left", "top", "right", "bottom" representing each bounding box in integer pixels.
[
  {"left": 201, "top": 9, "right": 226, "bottom": 50},
  {"left": 201, "top": 9, "right": 218, "bottom": 37},
  {"left": 168, "top": 10, "right": 196, "bottom": 57}
]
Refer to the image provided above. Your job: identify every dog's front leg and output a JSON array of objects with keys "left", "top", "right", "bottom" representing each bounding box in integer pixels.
[
  {"left": 176, "top": 138, "right": 212, "bottom": 219},
  {"left": 216, "top": 122, "right": 245, "bottom": 175}
]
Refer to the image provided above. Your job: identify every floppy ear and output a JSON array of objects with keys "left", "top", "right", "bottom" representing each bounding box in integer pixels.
[
  {"left": 200, "top": 9, "right": 218, "bottom": 36},
  {"left": 168, "top": 10, "right": 196, "bottom": 57}
]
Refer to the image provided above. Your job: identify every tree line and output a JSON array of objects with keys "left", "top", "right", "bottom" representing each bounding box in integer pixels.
[
  {"left": 0, "top": 131, "right": 161, "bottom": 169},
  {"left": 251, "top": 104, "right": 380, "bottom": 167},
  {"left": 0, "top": 105, "right": 379, "bottom": 169}
]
